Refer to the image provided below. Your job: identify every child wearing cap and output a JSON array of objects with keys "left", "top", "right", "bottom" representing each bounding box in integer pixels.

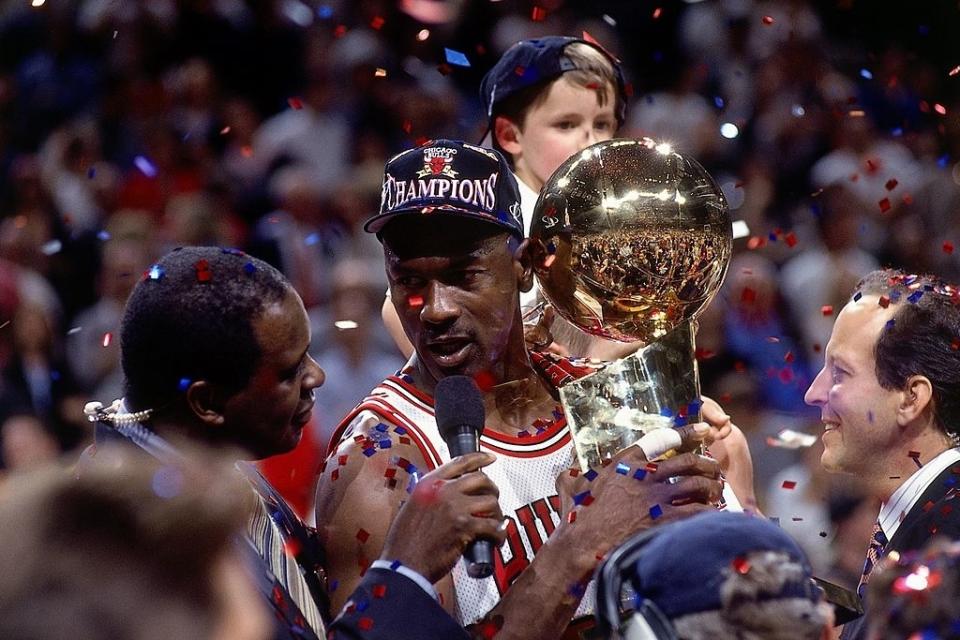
[{"left": 382, "top": 36, "right": 629, "bottom": 359}]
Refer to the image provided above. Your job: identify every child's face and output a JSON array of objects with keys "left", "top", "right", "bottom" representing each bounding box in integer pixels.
[{"left": 511, "top": 77, "right": 617, "bottom": 192}]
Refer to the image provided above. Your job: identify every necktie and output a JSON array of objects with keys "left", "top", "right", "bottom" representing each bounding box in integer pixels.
[{"left": 857, "top": 520, "right": 888, "bottom": 598}]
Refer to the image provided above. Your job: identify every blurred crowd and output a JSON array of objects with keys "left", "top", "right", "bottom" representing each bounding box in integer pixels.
[{"left": 1, "top": 0, "right": 960, "bottom": 592}]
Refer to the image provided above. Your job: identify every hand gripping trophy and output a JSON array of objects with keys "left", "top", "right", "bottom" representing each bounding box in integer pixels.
[{"left": 530, "top": 138, "right": 731, "bottom": 471}]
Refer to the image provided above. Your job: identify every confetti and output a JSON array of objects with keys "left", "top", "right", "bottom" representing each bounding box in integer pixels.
[
  {"left": 934, "top": 103, "right": 948, "bottom": 115},
  {"left": 645, "top": 462, "right": 659, "bottom": 473},
  {"left": 885, "top": 179, "right": 899, "bottom": 191},
  {"left": 766, "top": 429, "right": 817, "bottom": 449},
  {"left": 781, "top": 480, "right": 797, "bottom": 490},
  {"left": 416, "top": 29, "right": 429, "bottom": 42},
  {"left": 358, "top": 618, "right": 373, "bottom": 631},
  {"left": 194, "top": 259, "right": 212, "bottom": 283},
  {"left": 369, "top": 15, "right": 384, "bottom": 30},
  {"left": 821, "top": 305, "right": 833, "bottom": 316},
  {"left": 408, "top": 295, "right": 424, "bottom": 308},
  {"left": 178, "top": 377, "right": 191, "bottom": 392},
  {"left": 133, "top": 155, "right": 157, "bottom": 177},
  {"left": 356, "top": 528, "right": 370, "bottom": 543},
  {"left": 443, "top": 48, "right": 471, "bottom": 67},
  {"left": 950, "top": 66, "right": 960, "bottom": 77},
  {"left": 148, "top": 264, "right": 164, "bottom": 280},
  {"left": 785, "top": 231, "right": 798, "bottom": 248},
  {"left": 879, "top": 197, "right": 892, "bottom": 213},
  {"left": 374, "top": 68, "right": 387, "bottom": 78},
  {"left": 649, "top": 504, "right": 663, "bottom": 519},
  {"left": 633, "top": 468, "right": 647, "bottom": 480},
  {"left": 615, "top": 463, "right": 630, "bottom": 475},
  {"left": 102, "top": 332, "right": 112, "bottom": 347},
  {"left": 732, "top": 556, "right": 751, "bottom": 574},
  {"left": 951, "top": 338, "right": 960, "bottom": 351},
  {"left": 573, "top": 490, "right": 594, "bottom": 506},
  {"left": 761, "top": 15, "right": 774, "bottom": 25},
  {"left": 287, "top": 96, "right": 304, "bottom": 110},
  {"left": 220, "top": 126, "right": 231, "bottom": 135},
  {"left": 652, "top": 7, "right": 662, "bottom": 19},
  {"left": 879, "top": 295, "right": 891, "bottom": 308},
  {"left": 543, "top": 255, "right": 556, "bottom": 268},
  {"left": 531, "top": 6, "right": 547, "bottom": 21},
  {"left": 741, "top": 287, "right": 756, "bottom": 303},
  {"left": 584, "top": 469, "right": 599, "bottom": 482}
]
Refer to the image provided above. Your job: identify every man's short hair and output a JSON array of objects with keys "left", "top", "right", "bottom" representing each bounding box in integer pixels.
[
  {"left": 120, "top": 246, "right": 291, "bottom": 411},
  {"left": 0, "top": 447, "right": 246, "bottom": 640},
  {"left": 854, "top": 269, "right": 960, "bottom": 441}
]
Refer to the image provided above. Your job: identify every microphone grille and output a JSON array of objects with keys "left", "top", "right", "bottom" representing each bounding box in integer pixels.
[{"left": 434, "top": 375, "right": 485, "bottom": 440}]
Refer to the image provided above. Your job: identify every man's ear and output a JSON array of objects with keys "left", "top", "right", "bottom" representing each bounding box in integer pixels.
[
  {"left": 185, "top": 380, "right": 227, "bottom": 427},
  {"left": 897, "top": 374, "right": 933, "bottom": 426},
  {"left": 494, "top": 115, "right": 523, "bottom": 156},
  {"left": 513, "top": 237, "right": 535, "bottom": 293}
]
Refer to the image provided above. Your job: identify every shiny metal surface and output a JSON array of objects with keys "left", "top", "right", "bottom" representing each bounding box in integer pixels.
[{"left": 530, "top": 138, "right": 732, "bottom": 344}]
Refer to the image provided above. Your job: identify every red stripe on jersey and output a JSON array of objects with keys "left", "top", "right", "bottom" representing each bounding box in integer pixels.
[{"left": 480, "top": 430, "right": 571, "bottom": 458}]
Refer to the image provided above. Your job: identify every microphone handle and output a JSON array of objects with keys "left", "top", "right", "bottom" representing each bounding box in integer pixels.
[{"left": 444, "top": 427, "right": 493, "bottom": 579}]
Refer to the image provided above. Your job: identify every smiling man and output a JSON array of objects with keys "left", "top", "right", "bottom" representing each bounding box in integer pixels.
[
  {"left": 318, "top": 140, "right": 724, "bottom": 640},
  {"left": 803, "top": 269, "right": 960, "bottom": 640}
]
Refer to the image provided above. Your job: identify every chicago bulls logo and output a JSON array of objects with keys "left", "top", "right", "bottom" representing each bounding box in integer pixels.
[{"left": 417, "top": 147, "right": 458, "bottom": 178}]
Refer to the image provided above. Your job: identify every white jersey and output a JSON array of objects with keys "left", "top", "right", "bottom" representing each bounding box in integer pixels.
[
  {"left": 330, "top": 354, "right": 602, "bottom": 626},
  {"left": 329, "top": 354, "right": 740, "bottom": 627}
]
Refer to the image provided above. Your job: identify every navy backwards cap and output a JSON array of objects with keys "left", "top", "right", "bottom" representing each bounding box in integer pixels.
[
  {"left": 479, "top": 36, "right": 628, "bottom": 126},
  {"left": 631, "top": 511, "right": 819, "bottom": 619},
  {"left": 365, "top": 139, "right": 523, "bottom": 239}
]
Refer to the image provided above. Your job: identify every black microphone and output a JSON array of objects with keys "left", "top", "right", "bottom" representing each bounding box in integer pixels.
[{"left": 435, "top": 375, "right": 494, "bottom": 579}]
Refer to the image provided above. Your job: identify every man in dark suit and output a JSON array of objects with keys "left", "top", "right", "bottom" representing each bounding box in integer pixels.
[
  {"left": 85, "top": 246, "right": 507, "bottom": 640},
  {"left": 803, "top": 269, "right": 960, "bottom": 640}
]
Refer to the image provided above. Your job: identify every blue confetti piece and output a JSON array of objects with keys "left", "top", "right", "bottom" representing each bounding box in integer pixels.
[
  {"left": 405, "top": 463, "right": 418, "bottom": 474},
  {"left": 633, "top": 469, "right": 647, "bottom": 481},
  {"left": 584, "top": 469, "right": 599, "bottom": 482},
  {"left": 178, "top": 377, "right": 191, "bottom": 392},
  {"left": 552, "top": 408, "right": 564, "bottom": 420},
  {"left": 674, "top": 415, "right": 688, "bottom": 427},
  {"left": 97, "top": 230, "right": 112, "bottom": 241},
  {"left": 148, "top": 264, "right": 164, "bottom": 280},
  {"left": 573, "top": 490, "right": 592, "bottom": 506},
  {"left": 394, "top": 426, "right": 408, "bottom": 435},
  {"left": 853, "top": 291, "right": 863, "bottom": 302},
  {"left": 443, "top": 48, "right": 471, "bottom": 67},
  {"left": 243, "top": 262, "right": 256, "bottom": 275},
  {"left": 362, "top": 448, "right": 376, "bottom": 457},
  {"left": 87, "top": 167, "right": 96, "bottom": 179},
  {"left": 615, "top": 463, "right": 630, "bottom": 475},
  {"left": 889, "top": 289, "right": 902, "bottom": 302},
  {"left": 908, "top": 290, "right": 924, "bottom": 304},
  {"left": 317, "top": 5, "right": 333, "bottom": 18},
  {"left": 305, "top": 232, "right": 320, "bottom": 246},
  {"left": 885, "top": 319, "right": 896, "bottom": 330},
  {"left": 649, "top": 504, "right": 663, "bottom": 519},
  {"left": 517, "top": 430, "right": 530, "bottom": 438},
  {"left": 375, "top": 423, "right": 388, "bottom": 433},
  {"left": 379, "top": 439, "right": 392, "bottom": 449},
  {"left": 713, "top": 96, "right": 724, "bottom": 109},
  {"left": 659, "top": 407, "right": 674, "bottom": 418},
  {"left": 329, "top": 579, "right": 339, "bottom": 592},
  {"left": 133, "top": 155, "right": 157, "bottom": 177},
  {"left": 355, "top": 598, "right": 369, "bottom": 612},
  {"left": 768, "top": 231, "right": 778, "bottom": 242},
  {"left": 938, "top": 154, "right": 951, "bottom": 168},
  {"left": 401, "top": 374, "right": 414, "bottom": 383},
  {"left": 891, "top": 127, "right": 903, "bottom": 137},
  {"left": 859, "top": 68, "right": 873, "bottom": 80},
  {"left": 389, "top": 560, "right": 402, "bottom": 570},
  {"left": 686, "top": 399, "right": 702, "bottom": 415}
]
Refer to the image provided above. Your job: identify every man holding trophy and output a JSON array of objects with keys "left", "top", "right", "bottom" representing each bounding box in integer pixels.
[{"left": 317, "top": 138, "right": 744, "bottom": 639}]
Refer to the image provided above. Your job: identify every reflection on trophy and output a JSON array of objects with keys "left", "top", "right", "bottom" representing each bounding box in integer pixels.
[{"left": 530, "top": 138, "right": 731, "bottom": 471}]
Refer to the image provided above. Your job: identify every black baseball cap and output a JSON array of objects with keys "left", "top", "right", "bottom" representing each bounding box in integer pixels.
[
  {"left": 479, "top": 36, "right": 628, "bottom": 126},
  {"left": 365, "top": 139, "right": 524, "bottom": 239}
]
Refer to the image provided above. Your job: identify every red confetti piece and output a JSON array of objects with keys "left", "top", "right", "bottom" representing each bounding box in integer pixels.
[
  {"left": 473, "top": 370, "right": 496, "bottom": 392},
  {"left": 944, "top": 241, "right": 954, "bottom": 254},
  {"left": 781, "top": 480, "right": 797, "bottom": 490},
  {"left": 219, "top": 126, "right": 231, "bottom": 135},
  {"left": 240, "top": 145, "right": 253, "bottom": 158},
  {"left": 338, "top": 454, "right": 348, "bottom": 466},
  {"left": 333, "top": 24, "right": 347, "bottom": 38},
  {"left": 885, "top": 178, "right": 899, "bottom": 191},
  {"left": 652, "top": 7, "right": 662, "bottom": 18},
  {"left": 513, "top": 65, "right": 526, "bottom": 77},
  {"left": 821, "top": 305, "right": 833, "bottom": 316},
  {"left": 543, "top": 255, "right": 556, "bottom": 268},
  {"left": 384, "top": 468, "right": 396, "bottom": 479},
  {"left": 732, "top": 556, "right": 751, "bottom": 574},
  {"left": 645, "top": 462, "right": 659, "bottom": 473},
  {"left": 879, "top": 295, "right": 891, "bottom": 308},
  {"left": 951, "top": 338, "right": 960, "bottom": 351},
  {"left": 569, "top": 469, "right": 580, "bottom": 477},
  {"left": 567, "top": 511, "right": 577, "bottom": 523},
  {"left": 372, "top": 583, "right": 387, "bottom": 598},
  {"left": 331, "top": 469, "right": 339, "bottom": 481},
  {"left": 102, "top": 332, "right": 112, "bottom": 347},
  {"left": 901, "top": 193, "right": 913, "bottom": 206},
  {"left": 287, "top": 97, "right": 303, "bottom": 110},
  {"left": 950, "top": 66, "right": 960, "bottom": 77},
  {"left": 935, "top": 103, "right": 948, "bottom": 115},
  {"left": 922, "top": 500, "right": 935, "bottom": 512},
  {"left": 356, "top": 528, "right": 370, "bottom": 543},
  {"left": 740, "top": 287, "right": 756, "bottom": 303},
  {"left": 194, "top": 259, "right": 212, "bottom": 283},
  {"left": 369, "top": 15, "right": 384, "bottom": 30},
  {"left": 878, "top": 197, "right": 892, "bottom": 213},
  {"left": 399, "top": 436, "right": 411, "bottom": 445},
  {"left": 761, "top": 15, "right": 774, "bottom": 25},
  {"left": 531, "top": 6, "right": 547, "bottom": 21},
  {"left": 785, "top": 231, "right": 798, "bottom": 248},
  {"left": 784, "top": 351, "right": 795, "bottom": 363},
  {"left": 408, "top": 295, "right": 424, "bottom": 308},
  {"left": 813, "top": 343, "right": 822, "bottom": 353},
  {"left": 358, "top": 617, "right": 373, "bottom": 631}
]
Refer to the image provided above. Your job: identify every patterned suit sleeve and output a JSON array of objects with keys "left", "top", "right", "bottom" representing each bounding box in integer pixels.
[{"left": 328, "top": 568, "right": 470, "bottom": 639}]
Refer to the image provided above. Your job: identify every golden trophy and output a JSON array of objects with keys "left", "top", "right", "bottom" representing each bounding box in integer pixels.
[{"left": 530, "top": 138, "right": 731, "bottom": 471}]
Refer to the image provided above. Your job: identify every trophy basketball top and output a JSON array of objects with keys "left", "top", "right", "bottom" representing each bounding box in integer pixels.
[{"left": 530, "top": 138, "right": 733, "bottom": 344}]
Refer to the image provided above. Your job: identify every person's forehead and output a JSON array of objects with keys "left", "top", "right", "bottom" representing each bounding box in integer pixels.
[
  {"left": 828, "top": 295, "right": 896, "bottom": 360},
  {"left": 384, "top": 220, "right": 507, "bottom": 261},
  {"left": 534, "top": 76, "right": 616, "bottom": 112}
]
